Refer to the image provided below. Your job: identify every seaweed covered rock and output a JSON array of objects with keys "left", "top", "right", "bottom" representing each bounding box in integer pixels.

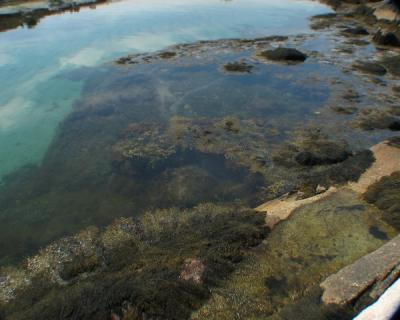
[
  {"left": 259, "top": 47, "right": 307, "bottom": 62},
  {"left": 273, "top": 129, "right": 351, "bottom": 167},
  {"left": 272, "top": 129, "right": 374, "bottom": 197},
  {"left": 342, "top": 26, "right": 369, "bottom": 36},
  {"left": 223, "top": 61, "right": 253, "bottom": 73},
  {"left": 364, "top": 171, "right": 400, "bottom": 230},
  {"left": 331, "top": 105, "right": 358, "bottom": 115},
  {"left": 381, "top": 55, "right": 400, "bottom": 77},
  {"left": 0, "top": 204, "right": 268, "bottom": 320},
  {"left": 373, "top": 30, "right": 400, "bottom": 47},
  {"left": 353, "top": 61, "right": 387, "bottom": 76},
  {"left": 354, "top": 109, "right": 400, "bottom": 131}
]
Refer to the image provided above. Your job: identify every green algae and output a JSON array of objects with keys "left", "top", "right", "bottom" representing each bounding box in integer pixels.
[
  {"left": 191, "top": 189, "right": 397, "bottom": 320},
  {"left": 0, "top": 204, "right": 267, "bottom": 319}
]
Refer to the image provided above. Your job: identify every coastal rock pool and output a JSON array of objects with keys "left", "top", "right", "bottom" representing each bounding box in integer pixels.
[{"left": 1, "top": 0, "right": 399, "bottom": 319}]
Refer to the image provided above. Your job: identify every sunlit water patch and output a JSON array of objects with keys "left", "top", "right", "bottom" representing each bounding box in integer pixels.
[{"left": 0, "top": 0, "right": 330, "bottom": 179}]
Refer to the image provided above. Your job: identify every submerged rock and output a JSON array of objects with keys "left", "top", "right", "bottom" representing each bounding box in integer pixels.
[
  {"left": 259, "top": 47, "right": 307, "bottom": 62},
  {"left": 331, "top": 105, "right": 358, "bottom": 114},
  {"left": 274, "top": 129, "right": 351, "bottom": 167},
  {"left": 353, "top": 61, "right": 387, "bottom": 76},
  {"left": 223, "top": 61, "right": 253, "bottom": 73},
  {"left": 354, "top": 109, "right": 400, "bottom": 131},
  {"left": 381, "top": 55, "right": 400, "bottom": 76}
]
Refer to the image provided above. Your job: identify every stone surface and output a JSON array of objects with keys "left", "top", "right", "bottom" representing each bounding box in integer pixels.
[
  {"left": 259, "top": 47, "right": 307, "bottom": 62},
  {"left": 320, "top": 234, "right": 400, "bottom": 305}
]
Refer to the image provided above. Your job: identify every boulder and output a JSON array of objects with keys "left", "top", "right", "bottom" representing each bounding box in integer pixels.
[
  {"left": 260, "top": 47, "right": 307, "bottom": 62},
  {"left": 373, "top": 30, "right": 400, "bottom": 47}
]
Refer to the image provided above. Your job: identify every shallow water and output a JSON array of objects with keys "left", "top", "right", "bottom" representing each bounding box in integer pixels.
[{"left": 0, "top": 0, "right": 330, "bottom": 179}]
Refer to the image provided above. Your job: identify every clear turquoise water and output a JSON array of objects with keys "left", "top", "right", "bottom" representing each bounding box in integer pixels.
[{"left": 0, "top": 0, "right": 330, "bottom": 179}]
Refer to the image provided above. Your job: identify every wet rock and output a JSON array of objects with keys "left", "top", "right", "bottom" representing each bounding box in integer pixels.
[
  {"left": 354, "top": 109, "right": 400, "bottom": 131},
  {"left": 392, "top": 86, "right": 400, "bottom": 95},
  {"left": 343, "top": 89, "right": 361, "bottom": 102},
  {"left": 158, "top": 51, "right": 176, "bottom": 59},
  {"left": 293, "top": 136, "right": 351, "bottom": 166},
  {"left": 259, "top": 47, "right": 307, "bottom": 62},
  {"left": 331, "top": 105, "right": 358, "bottom": 115},
  {"left": 273, "top": 130, "right": 351, "bottom": 167},
  {"left": 387, "top": 105, "right": 400, "bottom": 117},
  {"left": 353, "top": 61, "right": 387, "bottom": 76},
  {"left": 180, "top": 258, "right": 205, "bottom": 284},
  {"left": 381, "top": 55, "right": 400, "bottom": 76},
  {"left": 321, "top": 234, "right": 400, "bottom": 305},
  {"left": 364, "top": 171, "right": 400, "bottom": 230},
  {"left": 310, "top": 13, "right": 338, "bottom": 30},
  {"left": 373, "top": 30, "right": 400, "bottom": 47},
  {"left": 223, "top": 61, "right": 253, "bottom": 73},
  {"left": 342, "top": 26, "right": 369, "bottom": 35}
]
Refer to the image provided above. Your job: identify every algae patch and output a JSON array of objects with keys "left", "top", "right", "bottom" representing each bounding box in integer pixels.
[{"left": 0, "top": 204, "right": 267, "bottom": 319}]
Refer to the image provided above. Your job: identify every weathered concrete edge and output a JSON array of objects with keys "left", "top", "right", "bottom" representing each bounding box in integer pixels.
[{"left": 320, "top": 234, "right": 400, "bottom": 305}]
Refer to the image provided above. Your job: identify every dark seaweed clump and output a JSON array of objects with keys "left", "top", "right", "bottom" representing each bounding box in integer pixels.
[
  {"left": 260, "top": 48, "right": 307, "bottom": 62},
  {"left": 364, "top": 171, "right": 400, "bottom": 230},
  {"left": 0, "top": 204, "right": 268, "bottom": 320},
  {"left": 273, "top": 129, "right": 374, "bottom": 197},
  {"left": 223, "top": 61, "right": 253, "bottom": 73},
  {"left": 354, "top": 109, "right": 400, "bottom": 131}
]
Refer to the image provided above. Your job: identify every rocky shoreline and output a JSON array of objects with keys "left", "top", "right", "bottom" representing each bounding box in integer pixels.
[{"left": 0, "top": 0, "right": 109, "bottom": 32}]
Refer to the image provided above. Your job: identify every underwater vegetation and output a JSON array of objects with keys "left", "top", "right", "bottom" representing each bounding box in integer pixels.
[
  {"left": 113, "top": 116, "right": 274, "bottom": 175},
  {"left": 364, "top": 171, "right": 400, "bottom": 231},
  {"left": 0, "top": 203, "right": 267, "bottom": 319}
]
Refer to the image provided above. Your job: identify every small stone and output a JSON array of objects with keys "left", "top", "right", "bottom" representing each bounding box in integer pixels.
[
  {"left": 180, "top": 258, "right": 205, "bottom": 284},
  {"left": 316, "top": 185, "right": 327, "bottom": 194}
]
